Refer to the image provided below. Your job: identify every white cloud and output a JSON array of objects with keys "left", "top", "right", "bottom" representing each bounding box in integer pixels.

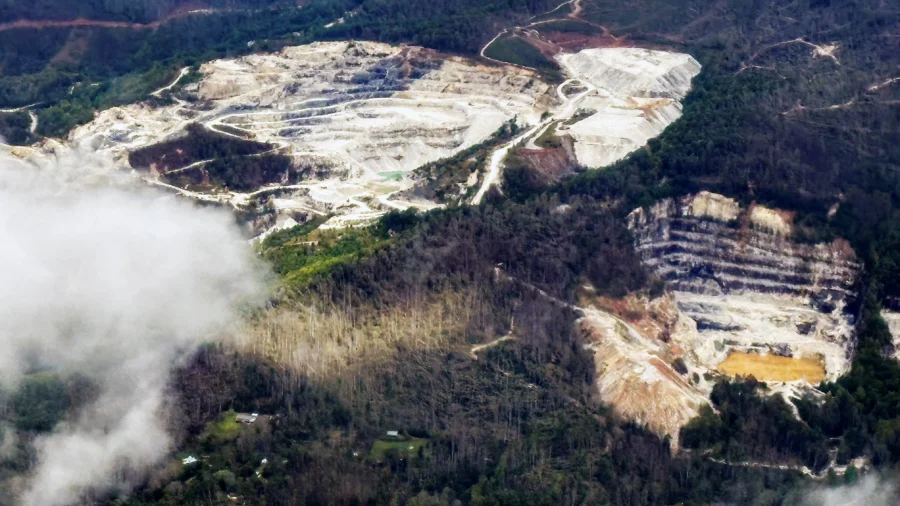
[
  {"left": 802, "top": 474, "right": 898, "bottom": 506},
  {"left": 0, "top": 146, "right": 267, "bottom": 505}
]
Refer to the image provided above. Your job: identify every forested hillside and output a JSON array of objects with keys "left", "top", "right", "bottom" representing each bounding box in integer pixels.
[
  {"left": 508, "top": 0, "right": 900, "bottom": 481},
  {"left": 0, "top": 0, "right": 558, "bottom": 140},
  {"left": 3, "top": 0, "right": 900, "bottom": 504},
  {"left": 0, "top": 0, "right": 294, "bottom": 23},
  {"left": 79, "top": 204, "right": 825, "bottom": 505}
]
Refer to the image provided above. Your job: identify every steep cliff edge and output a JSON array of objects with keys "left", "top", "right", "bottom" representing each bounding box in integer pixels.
[{"left": 627, "top": 192, "right": 859, "bottom": 382}]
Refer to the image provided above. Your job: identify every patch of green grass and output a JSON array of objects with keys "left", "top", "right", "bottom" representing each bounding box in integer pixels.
[
  {"left": 370, "top": 436, "right": 428, "bottom": 461},
  {"left": 261, "top": 210, "right": 423, "bottom": 290},
  {"left": 483, "top": 35, "right": 558, "bottom": 72},
  {"left": 200, "top": 410, "right": 243, "bottom": 445},
  {"left": 260, "top": 216, "right": 329, "bottom": 250},
  {"left": 263, "top": 223, "right": 391, "bottom": 288}
]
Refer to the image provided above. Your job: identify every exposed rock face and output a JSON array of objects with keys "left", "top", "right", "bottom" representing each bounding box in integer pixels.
[
  {"left": 560, "top": 48, "right": 699, "bottom": 100},
  {"left": 200, "top": 42, "right": 551, "bottom": 176},
  {"left": 580, "top": 192, "right": 858, "bottom": 446},
  {"left": 555, "top": 48, "right": 701, "bottom": 168},
  {"left": 627, "top": 192, "right": 859, "bottom": 381},
  {"left": 74, "top": 41, "right": 550, "bottom": 176},
  {"left": 881, "top": 307, "right": 900, "bottom": 360},
  {"left": 578, "top": 294, "right": 709, "bottom": 447}
]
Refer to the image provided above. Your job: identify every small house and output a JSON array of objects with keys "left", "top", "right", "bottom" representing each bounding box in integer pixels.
[
  {"left": 386, "top": 430, "right": 399, "bottom": 437},
  {"left": 236, "top": 413, "right": 259, "bottom": 424}
]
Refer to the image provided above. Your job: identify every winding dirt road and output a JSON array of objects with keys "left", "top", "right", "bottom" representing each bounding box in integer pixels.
[{"left": 0, "top": 8, "right": 221, "bottom": 33}]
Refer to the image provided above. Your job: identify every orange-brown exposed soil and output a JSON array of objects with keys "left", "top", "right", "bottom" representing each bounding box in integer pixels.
[{"left": 717, "top": 352, "right": 827, "bottom": 383}]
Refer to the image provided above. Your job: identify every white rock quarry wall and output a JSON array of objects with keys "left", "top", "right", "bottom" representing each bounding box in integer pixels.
[
  {"left": 881, "top": 310, "right": 900, "bottom": 360},
  {"left": 561, "top": 48, "right": 699, "bottom": 99},
  {"left": 67, "top": 41, "right": 552, "bottom": 228},
  {"left": 579, "top": 192, "right": 859, "bottom": 447},
  {"left": 627, "top": 192, "right": 860, "bottom": 381},
  {"left": 74, "top": 41, "right": 550, "bottom": 179}
]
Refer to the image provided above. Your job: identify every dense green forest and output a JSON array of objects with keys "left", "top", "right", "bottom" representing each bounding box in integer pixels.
[
  {"left": 0, "top": 0, "right": 295, "bottom": 23},
  {"left": 0, "top": 0, "right": 558, "bottom": 141}
]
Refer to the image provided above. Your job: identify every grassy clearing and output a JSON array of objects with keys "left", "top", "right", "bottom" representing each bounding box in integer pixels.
[
  {"left": 199, "top": 410, "right": 243, "bottom": 445},
  {"left": 260, "top": 216, "right": 329, "bottom": 250},
  {"left": 483, "top": 35, "right": 557, "bottom": 71},
  {"left": 267, "top": 227, "right": 392, "bottom": 288},
  {"left": 370, "top": 436, "right": 428, "bottom": 461},
  {"left": 261, "top": 211, "right": 422, "bottom": 290}
]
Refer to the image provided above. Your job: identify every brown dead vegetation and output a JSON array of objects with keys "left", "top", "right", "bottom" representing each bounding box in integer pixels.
[
  {"left": 238, "top": 289, "right": 485, "bottom": 378},
  {"left": 586, "top": 292, "right": 679, "bottom": 344},
  {"left": 513, "top": 142, "right": 578, "bottom": 181},
  {"left": 49, "top": 28, "right": 92, "bottom": 65}
]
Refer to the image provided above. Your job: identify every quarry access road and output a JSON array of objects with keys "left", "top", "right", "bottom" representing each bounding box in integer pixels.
[
  {"left": 470, "top": 335, "right": 516, "bottom": 359},
  {"left": 480, "top": 0, "right": 577, "bottom": 68},
  {"left": 0, "top": 103, "right": 41, "bottom": 113},
  {"left": 471, "top": 74, "right": 595, "bottom": 204},
  {"left": 471, "top": 121, "right": 548, "bottom": 204},
  {"left": 471, "top": 0, "right": 604, "bottom": 204},
  {"left": 151, "top": 67, "right": 190, "bottom": 97}
]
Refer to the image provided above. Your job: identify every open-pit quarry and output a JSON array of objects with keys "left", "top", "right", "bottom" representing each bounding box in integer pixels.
[
  {"left": 628, "top": 192, "right": 859, "bottom": 383},
  {"left": 10, "top": 29, "right": 858, "bottom": 451},
  {"left": 2, "top": 19, "right": 872, "bottom": 459},
  {"left": 7, "top": 39, "right": 702, "bottom": 236},
  {"left": 577, "top": 192, "right": 860, "bottom": 445}
]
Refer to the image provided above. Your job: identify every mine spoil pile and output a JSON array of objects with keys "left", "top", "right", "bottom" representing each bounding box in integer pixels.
[{"left": 555, "top": 48, "right": 701, "bottom": 168}]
